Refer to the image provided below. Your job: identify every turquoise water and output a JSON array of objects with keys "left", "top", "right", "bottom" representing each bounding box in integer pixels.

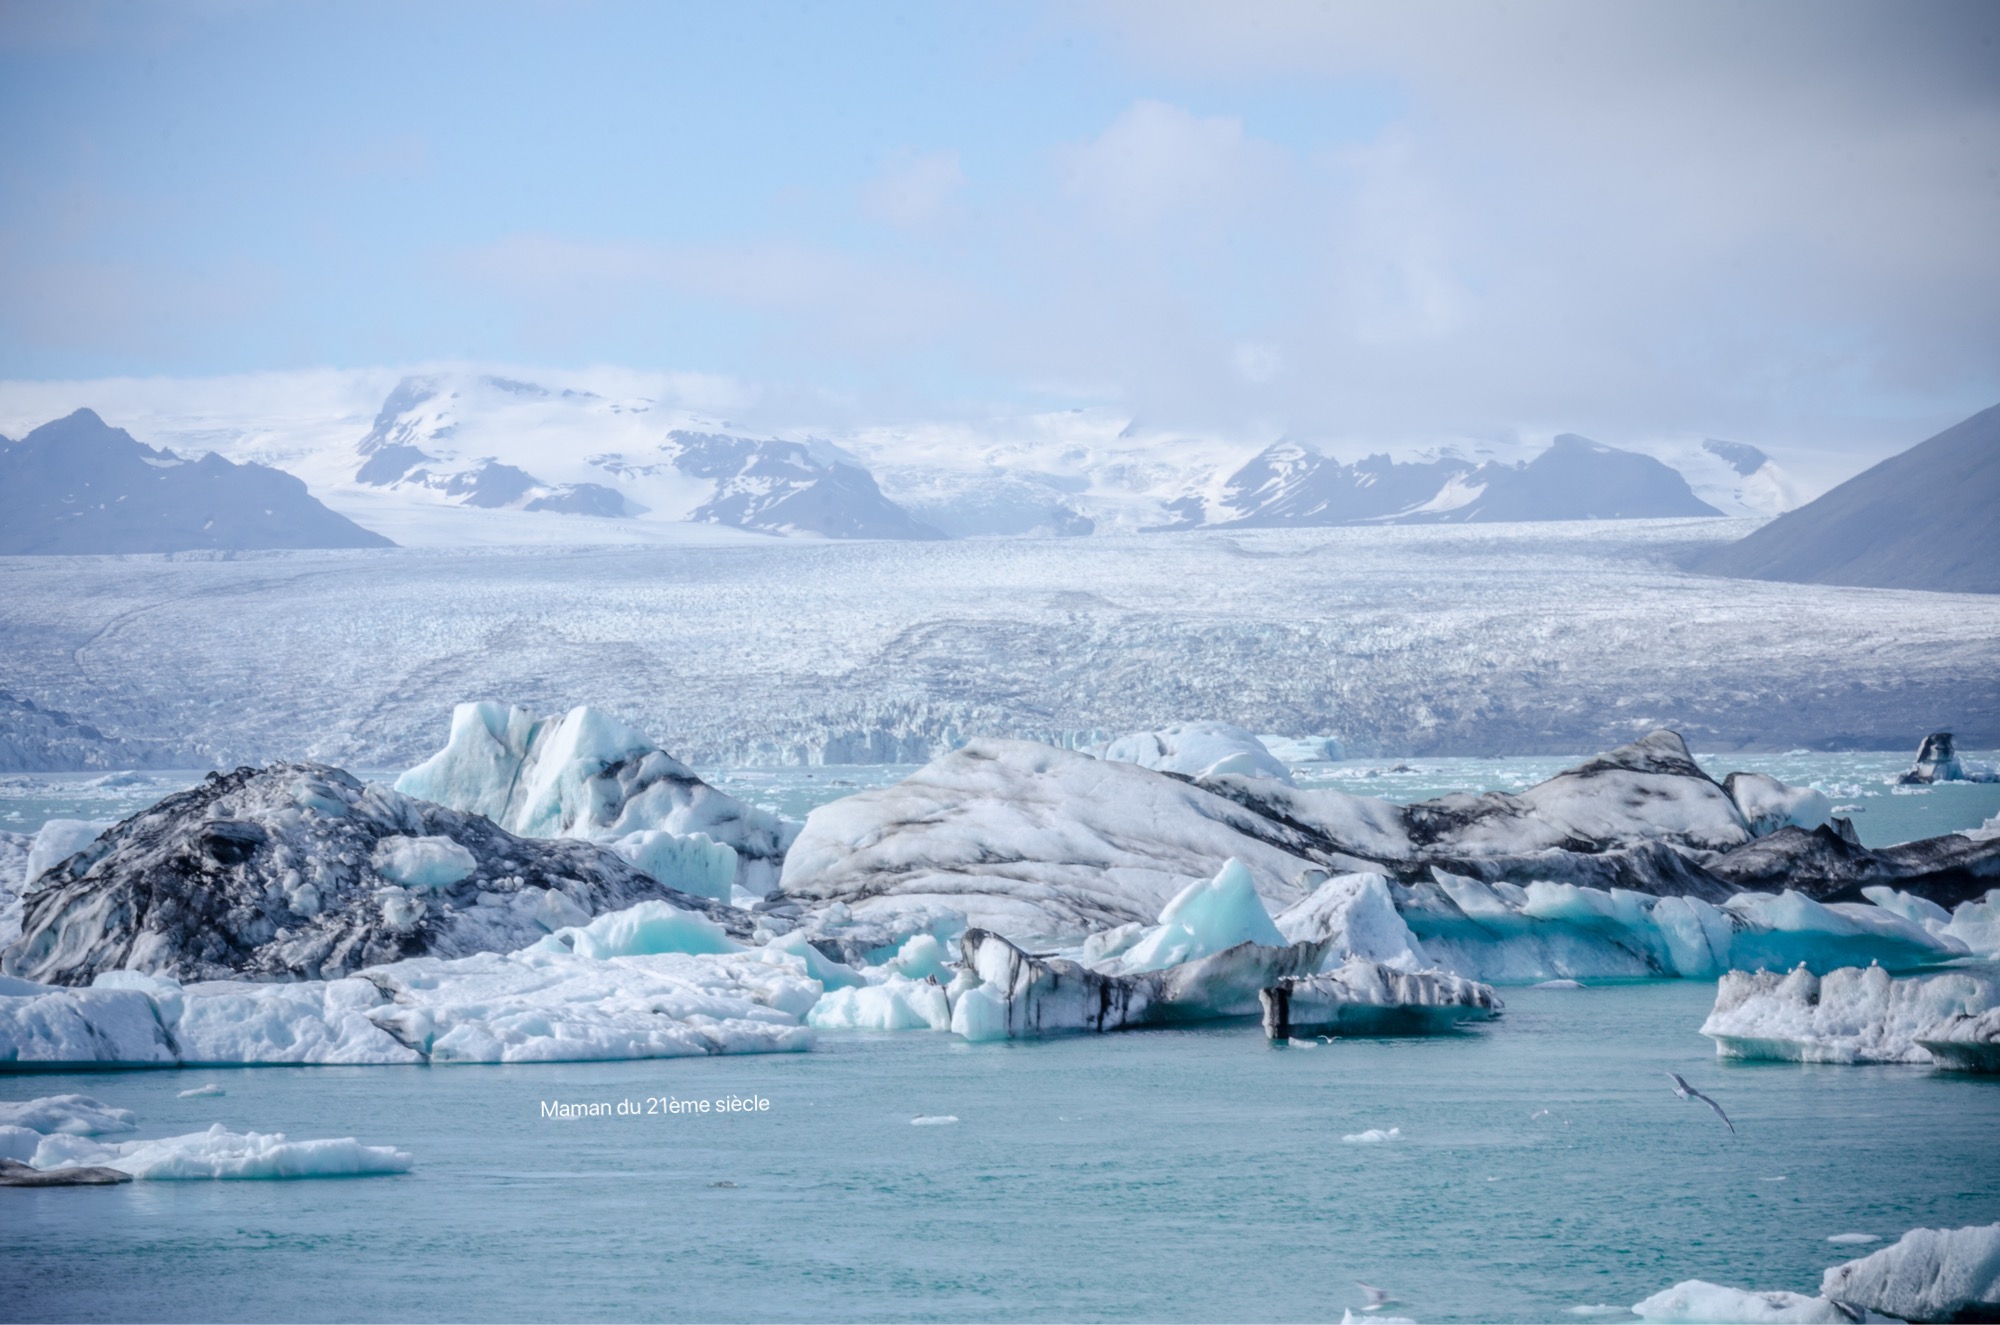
[{"left": 5, "top": 983, "right": 1997, "bottom": 1323}]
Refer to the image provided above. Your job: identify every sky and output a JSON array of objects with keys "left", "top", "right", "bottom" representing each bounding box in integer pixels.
[{"left": 2, "top": 0, "right": 1997, "bottom": 470}]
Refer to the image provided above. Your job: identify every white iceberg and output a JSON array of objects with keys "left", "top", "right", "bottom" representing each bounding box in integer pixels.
[
  {"left": 1723, "top": 772, "right": 1832, "bottom": 836},
  {"left": 23, "top": 818, "right": 114, "bottom": 886},
  {"left": 0, "top": 1092, "right": 136, "bottom": 1135},
  {"left": 1701, "top": 964, "right": 2000, "bottom": 1067},
  {"left": 1820, "top": 1223, "right": 2000, "bottom": 1322},
  {"left": 1260, "top": 958, "right": 1501, "bottom": 1038},
  {"left": 1099, "top": 722, "right": 1295, "bottom": 784},
  {"left": 0, "top": 902, "right": 820, "bottom": 1066},
  {"left": 1340, "top": 1127, "right": 1401, "bottom": 1144},
  {"left": 28, "top": 1123, "right": 412, "bottom": 1180},
  {"left": 1100, "top": 859, "right": 1288, "bottom": 974},
  {"left": 395, "top": 702, "right": 795, "bottom": 896},
  {"left": 806, "top": 976, "right": 952, "bottom": 1032}
]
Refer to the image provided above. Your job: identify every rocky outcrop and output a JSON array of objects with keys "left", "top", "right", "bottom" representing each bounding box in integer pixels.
[{"left": 2, "top": 763, "right": 746, "bottom": 985}]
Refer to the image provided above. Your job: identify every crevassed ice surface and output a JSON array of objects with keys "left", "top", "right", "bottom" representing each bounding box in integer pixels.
[
  {"left": 4, "top": 983, "right": 1998, "bottom": 1323},
  {"left": 4, "top": 524, "right": 1998, "bottom": 769}
]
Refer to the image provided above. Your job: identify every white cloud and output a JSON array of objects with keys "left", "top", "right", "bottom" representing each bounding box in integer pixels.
[{"left": 858, "top": 148, "right": 965, "bottom": 230}]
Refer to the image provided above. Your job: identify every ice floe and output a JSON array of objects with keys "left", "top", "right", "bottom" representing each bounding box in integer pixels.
[
  {"left": 1701, "top": 964, "right": 2000, "bottom": 1067},
  {"left": 2, "top": 762, "right": 747, "bottom": 984},
  {"left": 394, "top": 702, "right": 796, "bottom": 895},
  {"left": 1632, "top": 1281, "right": 1851, "bottom": 1323},
  {"left": 0, "top": 1092, "right": 410, "bottom": 1180}
]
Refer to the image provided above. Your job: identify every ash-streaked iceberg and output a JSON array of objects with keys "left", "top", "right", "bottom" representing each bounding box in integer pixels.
[
  {"left": 395, "top": 702, "right": 796, "bottom": 896},
  {"left": 1259, "top": 958, "right": 1501, "bottom": 1039},
  {"left": 2, "top": 762, "right": 745, "bottom": 985},
  {"left": 1819, "top": 1223, "right": 2000, "bottom": 1322},
  {"left": 1701, "top": 964, "right": 2000, "bottom": 1067}
]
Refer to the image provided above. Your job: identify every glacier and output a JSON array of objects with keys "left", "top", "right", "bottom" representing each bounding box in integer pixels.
[
  {"left": 394, "top": 701, "right": 795, "bottom": 896},
  {"left": 1701, "top": 964, "right": 2000, "bottom": 1068}
]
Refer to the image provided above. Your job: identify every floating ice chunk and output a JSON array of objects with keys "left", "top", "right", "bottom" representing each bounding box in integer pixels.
[
  {"left": 1341, "top": 1127, "right": 1400, "bottom": 1144},
  {"left": 609, "top": 830, "right": 737, "bottom": 903},
  {"left": 1702, "top": 965, "right": 2000, "bottom": 1066},
  {"left": 1943, "top": 890, "right": 2000, "bottom": 958},
  {"left": 0, "top": 1093, "right": 137, "bottom": 1135},
  {"left": 1534, "top": 979, "right": 1586, "bottom": 989},
  {"left": 1820, "top": 1222, "right": 2000, "bottom": 1322},
  {"left": 807, "top": 976, "right": 951, "bottom": 1031},
  {"left": 871, "top": 933, "right": 953, "bottom": 984},
  {"left": 1826, "top": 1234, "right": 1880, "bottom": 1245},
  {"left": 23, "top": 819, "right": 113, "bottom": 885},
  {"left": 530, "top": 899, "right": 740, "bottom": 959},
  {"left": 910, "top": 1115, "right": 958, "bottom": 1126},
  {"left": 0, "top": 980, "right": 177, "bottom": 1064},
  {"left": 1275, "top": 873, "right": 1428, "bottom": 971},
  {"left": 946, "top": 927, "right": 1323, "bottom": 1041},
  {"left": 177, "top": 1084, "right": 226, "bottom": 1099},
  {"left": 1917, "top": 1007, "right": 2000, "bottom": 1072},
  {"left": 1723, "top": 772, "right": 1832, "bottom": 837},
  {"left": 0, "top": 904, "right": 817, "bottom": 1067},
  {"left": 370, "top": 835, "right": 476, "bottom": 889},
  {"left": 1723, "top": 890, "right": 1966, "bottom": 971},
  {"left": 1632, "top": 1281, "right": 1848, "bottom": 1323},
  {"left": 1111, "top": 859, "right": 1287, "bottom": 974},
  {"left": 1897, "top": 731, "right": 1999, "bottom": 785},
  {"left": 759, "top": 930, "right": 863, "bottom": 989},
  {"left": 30, "top": 1122, "right": 412, "bottom": 1180},
  {"left": 1260, "top": 958, "right": 1501, "bottom": 1039},
  {"left": 395, "top": 702, "right": 795, "bottom": 892},
  {"left": 1100, "top": 722, "right": 1295, "bottom": 785}
]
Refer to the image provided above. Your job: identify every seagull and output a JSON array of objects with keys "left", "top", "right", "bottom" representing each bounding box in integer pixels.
[
  {"left": 1530, "top": 1109, "right": 1551, "bottom": 1120},
  {"left": 1357, "top": 1283, "right": 1393, "bottom": 1312},
  {"left": 1666, "top": 1071, "right": 1735, "bottom": 1133}
]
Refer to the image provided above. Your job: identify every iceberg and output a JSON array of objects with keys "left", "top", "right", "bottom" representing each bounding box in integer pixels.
[
  {"left": 0, "top": 902, "right": 819, "bottom": 1066},
  {"left": 1820, "top": 1223, "right": 2000, "bottom": 1322},
  {"left": 1701, "top": 965, "right": 2000, "bottom": 1067},
  {"left": 806, "top": 976, "right": 952, "bottom": 1031},
  {"left": 1099, "top": 722, "right": 1295, "bottom": 784},
  {"left": 1100, "top": 859, "right": 1288, "bottom": 973},
  {"left": 945, "top": 926, "right": 1325, "bottom": 1042},
  {"left": 395, "top": 702, "right": 795, "bottom": 895},
  {"left": 0, "top": 1092, "right": 136, "bottom": 1135},
  {"left": 1722, "top": 772, "right": 1832, "bottom": 836},
  {"left": 1632, "top": 1282, "right": 1851, "bottom": 1323},
  {"left": 1897, "top": 731, "right": 2000, "bottom": 785},
  {"left": 1259, "top": 958, "right": 1501, "bottom": 1038},
  {"left": 23, "top": 818, "right": 114, "bottom": 886},
  {"left": 2, "top": 762, "right": 747, "bottom": 984},
  {"left": 28, "top": 1123, "right": 413, "bottom": 1180}
]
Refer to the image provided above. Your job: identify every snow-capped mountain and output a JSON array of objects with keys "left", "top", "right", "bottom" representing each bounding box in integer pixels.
[
  {"left": 0, "top": 366, "right": 1810, "bottom": 546},
  {"left": 0, "top": 408, "right": 391, "bottom": 554},
  {"left": 1201, "top": 433, "right": 1722, "bottom": 527}
]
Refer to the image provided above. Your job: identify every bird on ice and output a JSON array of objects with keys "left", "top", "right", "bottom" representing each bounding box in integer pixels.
[{"left": 1665, "top": 1071, "right": 1735, "bottom": 1133}]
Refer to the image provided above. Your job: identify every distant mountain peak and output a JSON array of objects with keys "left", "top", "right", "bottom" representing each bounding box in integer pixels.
[
  {"left": 1702, "top": 437, "right": 1771, "bottom": 477},
  {"left": 0, "top": 409, "right": 392, "bottom": 554}
]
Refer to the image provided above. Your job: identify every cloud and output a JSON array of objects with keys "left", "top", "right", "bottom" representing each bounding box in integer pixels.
[
  {"left": 1057, "top": 99, "right": 1285, "bottom": 234},
  {"left": 858, "top": 148, "right": 964, "bottom": 230}
]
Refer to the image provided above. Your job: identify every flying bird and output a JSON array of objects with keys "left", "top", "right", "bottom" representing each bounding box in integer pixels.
[
  {"left": 1357, "top": 1283, "right": 1393, "bottom": 1312},
  {"left": 1665, "top": 1071, "right": 1735, "bottom": 1133}
]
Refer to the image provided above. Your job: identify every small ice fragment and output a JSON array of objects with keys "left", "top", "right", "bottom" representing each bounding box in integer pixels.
[
  {"left": 1286, "top": 1037, "right": 1319, "bottom": 1048},
  {"left": 1564, "top": 1308, "right": 1631, "bottom": 1318},
  {"left": 1826, "top": 1233, "right": 1879, "bottom": 1245},
  {"left": 910, "top": 1114, "right": 959, "bottom": 1126},
  {"left": 1534, "top": 979, "right": 1586, "bottom": 989},
  {"left": 1342, "top": 1126, "right": 1401, "bottom": 1144},
  {"left": 177, "top": 1084, "right": 225, "bottom": 1099}
]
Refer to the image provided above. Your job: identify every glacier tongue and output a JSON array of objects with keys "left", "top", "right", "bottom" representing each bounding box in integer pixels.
[{"left": 395, "top": 701, "right": 794, "bottom": 896}]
